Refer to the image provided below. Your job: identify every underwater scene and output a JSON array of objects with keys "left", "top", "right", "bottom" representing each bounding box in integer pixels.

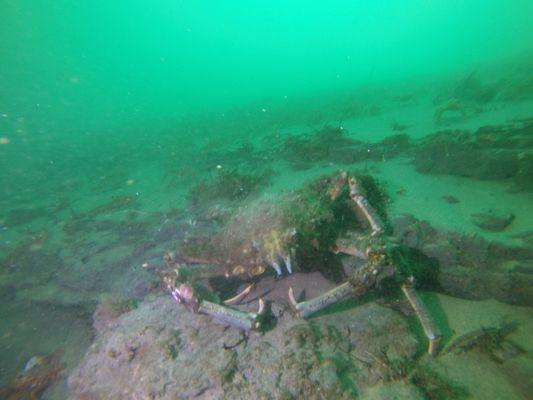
[{"left": 1, "top": 1, "right": 533, "bottom": 399}]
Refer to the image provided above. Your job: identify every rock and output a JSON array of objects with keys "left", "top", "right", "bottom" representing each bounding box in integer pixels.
[
  {"left": 392, "top": 214, "right": 533, "bottom": 306},
  {"left": 411, "top": 119, "right": 533, "bottom": 191},
  {"left": 471, "top": 210, "right": 514, "bottom": 232},
  {"left": 68, "top": 294, "right": 419, "bottom": 400}
]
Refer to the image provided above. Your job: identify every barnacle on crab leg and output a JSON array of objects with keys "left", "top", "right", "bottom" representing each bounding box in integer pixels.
[
  {"left": 348, "top": 177, "right": 383, "bottom": 235},
  {"left": 401, "top": 277, "right": 441, "bottom": 356}
]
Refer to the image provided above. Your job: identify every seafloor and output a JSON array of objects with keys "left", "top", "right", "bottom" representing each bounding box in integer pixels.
[{"left": 0, "top": 72, "right": 532, "bottom": 399}]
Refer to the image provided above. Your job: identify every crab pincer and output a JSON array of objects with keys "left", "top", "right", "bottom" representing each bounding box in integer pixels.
[{"left": 166, "top": 275, "right": 266, "bottom": 331}]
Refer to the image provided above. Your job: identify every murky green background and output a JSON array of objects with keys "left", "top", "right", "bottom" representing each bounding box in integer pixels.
[
  {"left": 2, "top": 1, "right": 533, "bottom": 130},
  {"left": 1, "top": 1, "right": 532, "bottom": 398}
]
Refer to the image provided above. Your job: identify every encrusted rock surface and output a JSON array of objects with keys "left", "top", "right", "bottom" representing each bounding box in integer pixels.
[{"left": 68, "top": 294, "right": 420, "bottom": 399}]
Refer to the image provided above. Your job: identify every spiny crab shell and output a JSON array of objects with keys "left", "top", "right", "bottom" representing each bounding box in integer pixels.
[
  {"left": 173, "top": 171, "right": 388, "bottom": 282},
  {"left": 164, "top": 171, "right": 442, "bottom": 355},
  {"left": 208, "top": 199, "right": 298, "bottom": 278}
]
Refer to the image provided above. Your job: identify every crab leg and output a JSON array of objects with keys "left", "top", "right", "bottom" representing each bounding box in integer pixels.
[
  {"left": 224, "top": 283, "right": 255, "bottom": 305},
  {"left": 270, "top": 253, "right": 294, "bottom": 276},
  {"left": 401, "top": 277, "right": 441, "bottom": 356},
  {"left": 168, "top": 281, "right": 265, "bottom": 331},
  {"left": 199, "top": 299, "right": 264, "bottom": 331},
  {"left": 289, "top": 259, "right": 392, "bottom": 318},
  {"left": 348, "top": 177, "right": 383, "bottom": 235},
  {"left": 289, "top": 282, "right": 353, "bottom": 318}
]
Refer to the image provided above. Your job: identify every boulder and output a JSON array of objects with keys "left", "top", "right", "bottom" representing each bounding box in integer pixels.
[{"left": 68, "top": 294, "right": 420, "bottom": 399}]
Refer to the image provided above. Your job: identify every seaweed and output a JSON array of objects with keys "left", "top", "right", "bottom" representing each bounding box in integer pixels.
[
  {"left": 391, "top": 246, "right": 440, "bottom": 290},
  {"left": 418, "top": 119, "right": 533, "bottom": 181},
  {"left": 0, "top": 232, "right": 61, "bottom": 285},
  {"left": 411, "top": 368, "right": 467, "bottom": 400},
  {"left": 378, "top": 134, "right": 412, "bottom": 158},
  {"left": 412, "top": 129, "right": 521, "bottom": 181},
  {"left": 452, "top": 72, "right": 499, "bottom": 103},
  {"left": 3, "top": 208, "right": 47, "bottom": 228},
  {"left": 352, "top": 172, "right": 389, "bottom": 225},
  {"left": 278, "top": 126, "right": 413, "bottom": 170},
  {"left": 278, "top": 172, "right": 389, "bottom": 279},
  {"left": 88, "top": 195, "right": 136, "bottom": 218},
  {"left": 280, "top": 126, "right": 360, "bottom": 168},
  {"left": 187, "top": 168, "right": 272, "bottom": 206}
]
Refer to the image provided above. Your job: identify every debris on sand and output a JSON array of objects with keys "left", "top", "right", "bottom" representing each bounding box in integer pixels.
[{"left": 471, "top": 210, "right": 515, "bottom": 232}]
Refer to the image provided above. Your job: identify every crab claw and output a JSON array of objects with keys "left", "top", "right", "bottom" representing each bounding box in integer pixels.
[
  {"left": 284, "top": 254, "right": 293, "bottom": 274},
  {"left": 288, "top": 282, "right": 355, "bottom": 319},
  {"left": 169, "top": 283, "right": 200, "bottom": 312},
  {"left": 257, "top": 297, "right": 265, "bottom": 315},
  {"left": 288, "top": 286, "right": 299, "bottom": 316},
  {"left": 224, "top": 283, "right": 255, "bottom": 305},
  {"left": 272, "top": 261, "right": 282, "bottom": 276},
  {"left": 348, "top": 177, "right": 383, "bottom": 235}
]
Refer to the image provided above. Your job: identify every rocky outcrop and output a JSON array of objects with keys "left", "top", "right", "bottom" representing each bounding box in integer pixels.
[
  {"left": 412, "top": 118, "right": 533, "bottom": 192},
  {"left": 68, "top": 295, "right": 421, "bottom": 399},
  {"left": 471, "top": 210, "right": 515, "bottom": 232},
  {"left": 392, "top": 214, "right": 533, "bottom": 306}
]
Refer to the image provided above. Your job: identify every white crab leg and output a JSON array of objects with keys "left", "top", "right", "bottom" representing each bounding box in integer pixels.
[
  {"left": 289, "top": 283, "right": 353, "bottom": 318},
  {"left": 284, "top": 254, "right": 293, "bottom": 274},
  {"left": 401, "top": 277, "right": 441, "bottom": 356},
  {"left": 355, "top": 196, "right": 382, "bottom": 235},
  {"left": 349, "top": 177, "right": 383, "bottom": 235},
  {"left": 199, "top": 300, "right": 262, "bottom": 330}
]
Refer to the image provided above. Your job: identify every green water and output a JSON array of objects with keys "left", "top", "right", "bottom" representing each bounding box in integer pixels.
[{"left": 1, "top": 1, "right": 532, "bottom": 399}]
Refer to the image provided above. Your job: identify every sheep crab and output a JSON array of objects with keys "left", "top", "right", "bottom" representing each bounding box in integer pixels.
[{"left": 163, "top": 171, "right": 441, "bottom": 355}]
